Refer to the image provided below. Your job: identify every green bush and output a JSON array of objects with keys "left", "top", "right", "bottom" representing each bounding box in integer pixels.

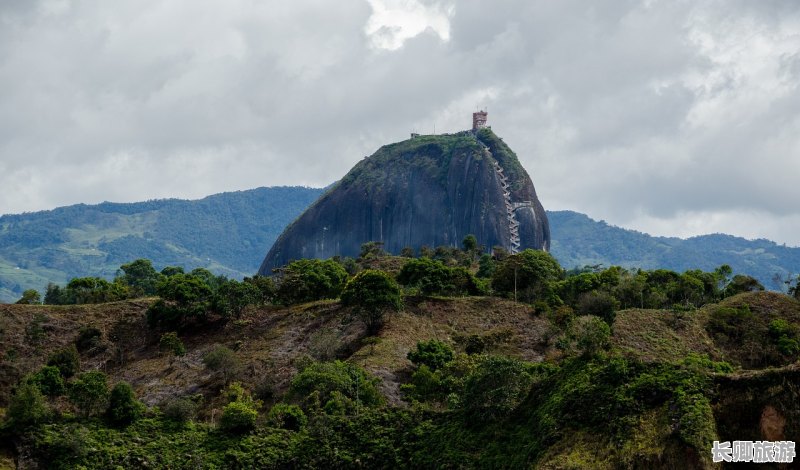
[
  {"left": 290, "top": 360, "right": 384, "bottom": 410},
  {"left": 107, "top": 381, "right": 145, "bottom": 426},
  {"left": 159, "top": 332, "right": 186, "bottom": 356},
  {"left": 462, "top": 356, "right": 532, "bottom": 422},
  {"left": 68, "top": 371, "right": 110, "bottom": 418},
  {"left": 202, "top": 345, "right": 241, "bottom": 383},
  {"left": 219, "top": 401, "right": 259, "bottom": 433},
  {"left": 407, "top": 339, "right": 454, "bottom": 371},
  {"left": 47, "top": 345, "right": 81, "bottom": 378},
  {"left": 274, "top": 259, "right": 348, "bottom": 305},
  {"left": 6, "top": 382, "right": 49, "bottom": 427},
  {"left": 75, "top": 326, "right": 102, "bottom": 352},
  {"left": 267, "top": 403, "right": 307, "bottom": 431},
  {"left": 340, "top": 269, "right": 403, "bottom": 334},
  {"left": 162, "top": 397, "right": 197, "bottom": 424},
  {"left": 28, "top": 365, "right": 65, "bottom": 397}
]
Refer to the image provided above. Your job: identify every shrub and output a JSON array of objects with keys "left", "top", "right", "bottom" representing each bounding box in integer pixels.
[
  {"left": 576, "top": 291, "right": 619, "bottom": 325},
  {"left": 107, "top": 381, "right": 145, "bottom": 426},
  {"left": 6, "top": 382, "right": 49, "bottom": 427},
  {"left": 491, "top": 249, "right": 563, "bottom": 304},
  {"left": 162, "top": 397, "right": 197, "bottom": 424},
  {"left": 462, "top": 356, "right": 532, "bottom": 421},
  {"left": 340, "top": 269, "right": 403, "bottom": 334},
  {"left": 159, "top": 332, "right": 186, "bottom": 356},
  {"left": 75, "top": 326, "right": 102, "bottom": 352},
  {"left": 407, "top": 340, "right": 454, "bottom": 371},
  {"left": 28, "top": 366, "right": 65, "bottom": 397},
  {"left": 16, "top": 289, "right": 42, "bottom": 305},
  {"left": 559, "top": 315, "right": 611, "bottom": 357},
  {"left": 47, "top": 345, "right": 80, "bottom": 378},
  {"left": 290, "top": 360, "right": 384, "bottom": 410},
  {"left": 267, "top": 403, "right": 307, "bottom": 431},
  {"left": 203, "top": 345, "right": 241, "bottom": 383},
  {"left": 67, "top": 371, "right": 109, "bottom": 418},
  {"left": 274, "top": 259, "right": 348, "bottom": 305},
  {"left": 219, "top": 401, "right": 259, "bottom": 433}
]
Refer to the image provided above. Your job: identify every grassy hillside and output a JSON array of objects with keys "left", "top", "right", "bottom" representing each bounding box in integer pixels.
[{"left": 1, "top": 290, "right": 798, "bottom": 468}]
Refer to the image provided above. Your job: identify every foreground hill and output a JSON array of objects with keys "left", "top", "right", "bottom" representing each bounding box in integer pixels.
[
  {"left": 1, "top": 190, "right": 798, "bottom": 303},
  {"left": 0, "top": 290, "right": 798, "bottom": 468}
]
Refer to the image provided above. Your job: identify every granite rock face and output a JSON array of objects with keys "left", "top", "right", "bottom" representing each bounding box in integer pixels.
[{"left": 259, "top": 128, "right": 549, "bottom": 274}]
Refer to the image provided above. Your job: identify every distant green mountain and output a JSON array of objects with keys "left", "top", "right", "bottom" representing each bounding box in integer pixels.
[
  {"left": 0, "top": 190, "right": 797, "bottom": 302},
  {"left": 0, "top": 187, "right": 324, "bottom": 302},
  {"left": 548, "top": 210, "right": 799, "bottom": 289}
]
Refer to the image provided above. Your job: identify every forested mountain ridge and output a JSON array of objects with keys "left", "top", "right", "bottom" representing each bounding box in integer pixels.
[
  {"left": 0, "top": 187, "right": 324, "bottom": 302},
  {"left": 0, "top": 189, "right": 797, "bottom": 303}
]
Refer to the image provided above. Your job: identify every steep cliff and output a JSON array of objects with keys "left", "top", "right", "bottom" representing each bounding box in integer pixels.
[{"left": 259, "top": 128, "right": 549, "bottom": 274}]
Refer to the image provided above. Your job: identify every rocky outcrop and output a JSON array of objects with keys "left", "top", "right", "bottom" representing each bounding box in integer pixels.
[{"left": 259, "top": 128, "right": 549, "bottom": 274}]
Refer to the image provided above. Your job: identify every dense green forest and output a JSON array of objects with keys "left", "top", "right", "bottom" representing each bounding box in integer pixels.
[
  {"left": 1, "top": 245, "right": 799, "bottom": 468},
  {"left": 1, "top": 187, "right": 798, "bottom": 303}
]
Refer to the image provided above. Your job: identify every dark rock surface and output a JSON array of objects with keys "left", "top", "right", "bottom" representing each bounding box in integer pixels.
[{"left": 259, "top": 128, "right": 550, "bottom": 274}]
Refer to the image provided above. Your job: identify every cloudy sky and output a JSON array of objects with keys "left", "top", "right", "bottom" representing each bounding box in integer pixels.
[{"left": 2, "top": 0, "right": 799, "bottom": 246}]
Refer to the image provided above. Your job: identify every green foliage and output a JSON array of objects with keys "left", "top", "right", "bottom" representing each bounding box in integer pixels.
[
  {"left": 220, "top": 401, "right": 259, "bottom": 433},
  {"left": 68, "top": 371, "right": 110, "bottom": 418},
  {"left": 769, "top": 319, "right": 800, "bottom": 355},
  {"left": 117, "top": 258, "right": 162, "bottom": 297},
  {"left": 6, "top": 382, "right": 49, "bottom": 427},
  {"left": 219, "top": 382, "right": 261, "bottom": 434},
  {"left": 290, "top": 360, "right": 384, "bottom": 410},
  {"left": 161, "top": 397, "right": 197, "bottom": 424},
  {"left": 213, "top": 278, "right": 261, "bottom": 319},
  {"left": 202, "top": 345, "right": 241, "bottom": 383},
  {"left": 576, "top": 291, "right": 619, "bottom": 325},
  {"left": 28, "top": 365, "right": 66, "bottom": 397},
  {"left": 158, "top": 332, "right": 186, "bottom": 356},
  {"left": 491, "top": 249, "right": 563, "bottom": 304},
  {"left": 146, "top": 272, "right": 214, "bottom": 330},
  {"left": 267, "top": 403, "right": 307, "bottom": 431},
  {"left": 397, "top": 257, "right": 483, "bottom": 296},
  {"left": 724, "top": 274, "right": 765, "bottom": 296},
  {"left": 274, "top": 259, "right": 348, "bottom": 305},
  {"left": 242, "top": 275, "right": 275, "bottom": 305},
  {"left": 16, "top": 288, "right": 41, "bottom": 304},
  {"left": 107, "top": 381, "right": 145, "bottom": 426},
  {"left": 340, "top": 269, "right": 402, "bottom": 334},
  {"left": 359, "top": 241, "right": 387, "bottom": 259},
  {"left": 560, "top": 315, "right": 612, "bottom": 357},
  {"left": 47, "top": 345, "right": 80, "bottom": 378},
  {"left": 63, "top": 277, "right": 129, "bottom": 304},
  {"left": 407, "top": 339, "right": 454, "bottom": 371},
  {"left": 462, "top": 356, "right": 532, "bottom": 421},
  {"left": 75, "top": 326, "right": 102, "bottom": 352}
]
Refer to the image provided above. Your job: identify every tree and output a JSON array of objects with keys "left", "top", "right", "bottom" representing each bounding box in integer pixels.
[
  {"left": 243, "top": 275, "right": 276, "bottom": 305},
  {"left": 359, "top": 241, "right": 387, "bottom": 259},
  {"left": 491, "top": 249, "right": 563, "bottom": 303},
  {"left": 147, "top": 273, "right": 214, "bottom": 329},
  {"left": 290, "top": 360, "right": 384, "bottom": 410},
  {"left": 68, "top": 371, "right": 110, "bottom": 418},
  {"left": 47, "top": 345, "right": 80, "bottom": 378},
  {"left": 218, "top": 382, "right": 261, "bottom": 434},
  {"left": 462, "top": 234, "right": 478, "bottom": 253},
  {"left": 6, "top": 382, "right": 49, "bottom": 427},
  {"left": 340, "top": 270, "right": 402, "bottom": 334},
  {"left": 159, "top": 332, "right": 186, "bottom": 356},
  {"left": 118, "top": 259, "right": 162, "bottom": 297},
  {"left": 107, "top": 381, "right": 145, "bottom": 426},
  {"left": 397, "top": 258, "right": 454, "bottom": 295},
  {"left": 44, "top": 283, "right": 66, "bottom": 305},
  {"left": 724, "top": 274, "right": 765, "bottom": 297},
  {"left": 407, "top": 340, "right": 454, "bottom": 371},
  {"left": 28, "top": 366, "right": 65, "bottom": 397},
  {"left": 202, "top": 345, "right": 241, "bottom": 383},
  {"left": 559, "top": 315, "right": 611, "bottom": 357},
  {"left": 16, "top": 289, "right": 41, "bottom": 305},
  {"left": 462, "top": 356, "right": 531, "bottom": 421},
  {"left": 214, "top": 279, "right": 260, "bottom": 319},
  {"left": 267, "top": 403, "right": 307, "bottom": 431},
  {"left": 274, "top": 259, "right": 348, "bottom": 305}
]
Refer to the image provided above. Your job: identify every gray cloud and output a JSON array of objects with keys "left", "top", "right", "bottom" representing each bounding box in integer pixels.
[{"left": 0, "top": 0, "right": 799, "bottom": 246}]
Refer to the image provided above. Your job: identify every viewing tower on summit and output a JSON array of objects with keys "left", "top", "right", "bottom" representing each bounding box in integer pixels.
[{"left": 472, "top": 110, "right": 488, "bottom": 130}]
